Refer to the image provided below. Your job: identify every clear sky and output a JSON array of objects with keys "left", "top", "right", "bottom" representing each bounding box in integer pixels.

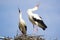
[{"left": 0, "top": 0, "right": 60, "bottom": 40}]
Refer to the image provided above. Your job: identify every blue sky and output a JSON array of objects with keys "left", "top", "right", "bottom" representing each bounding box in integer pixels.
[{"left": 0, "top": 0, "right": 60, "bottom": 40}]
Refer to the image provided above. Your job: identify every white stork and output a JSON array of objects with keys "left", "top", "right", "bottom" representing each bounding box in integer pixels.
[
  {"left": 27, "top": 4, "right": 47, "bottom": 30},
  {"left": 18, "top": 8, "right": 27, "bottom": 35}
]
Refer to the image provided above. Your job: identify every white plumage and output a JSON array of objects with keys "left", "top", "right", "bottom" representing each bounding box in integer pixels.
[
  {"left": 18, "top": 8, "right": 27, "bottom": 35},
  {"left": 27, "top": 4, "right": 47, "bottom": 30}
]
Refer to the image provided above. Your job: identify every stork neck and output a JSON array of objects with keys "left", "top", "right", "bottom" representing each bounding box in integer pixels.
[
  {"left": 27, "top": 6, "right": 38, "bottom": 15},
  {"left": 20, "top": 12, "right": 22, "bottom": 19},
  {"left": 27, "top": 9, "right": 33, "bottom": 16},
  {"left": 31, "top": 6, "right": 38, "bottom": 12}
]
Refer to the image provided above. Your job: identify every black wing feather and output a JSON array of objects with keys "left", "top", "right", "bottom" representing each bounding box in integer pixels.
[{"left": 25, "top": 25, "right": 27, "bottom": 31}]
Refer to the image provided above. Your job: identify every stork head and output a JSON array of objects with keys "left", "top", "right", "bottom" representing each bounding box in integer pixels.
[
  {"left": 35, "top": 3, "right": 40, "bottom": 8},
  {"left": 18, "top": 8, "right": 21, "bottom": 13},
  {"left": 32, "top": 4, "right": 40, "bottom": 11}
]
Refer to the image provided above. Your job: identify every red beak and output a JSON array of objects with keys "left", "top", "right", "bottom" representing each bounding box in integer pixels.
[{"left": 35, "top": 3, "right": 40, "bottom": 7}]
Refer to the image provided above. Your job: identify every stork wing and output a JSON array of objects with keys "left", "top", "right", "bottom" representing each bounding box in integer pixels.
[
  {"left": 19, "top": 22, "right": 27, "bottom": 34},
  {"left": 32, "top": 16, "right": 47, "bottom": 30},
  {"left": 24, "top": 25, "right": 27, "bottom": 31}
]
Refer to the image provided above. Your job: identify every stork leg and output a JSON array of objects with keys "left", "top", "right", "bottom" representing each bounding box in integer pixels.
[
  {"left": 33, "top": 25, "right": 38, "bottom": 33},
  {"left": 33, "top": 24, "right": 34, "bottom": 28},
  {"left": 33, "top": 24, "right": 35, "bottom": 35}
]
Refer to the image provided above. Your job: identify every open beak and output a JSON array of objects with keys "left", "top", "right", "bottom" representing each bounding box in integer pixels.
[{"left": 18, "top": 8, "right": 20, "bottom": 13}]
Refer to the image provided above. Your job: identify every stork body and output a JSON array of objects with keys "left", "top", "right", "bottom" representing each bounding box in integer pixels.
[
  {"left": 18, "top": 8, "right": 27, "bottom": 35},
  {"left": 27, "top": 5, "right": 47, "bottom": 30}
]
